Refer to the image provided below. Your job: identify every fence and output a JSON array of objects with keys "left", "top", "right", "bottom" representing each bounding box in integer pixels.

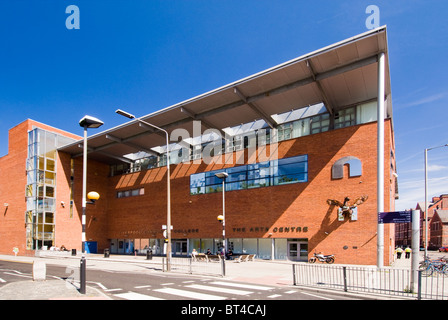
[
  {"left": 162, "top": 257, "right": 224, "bottom": 277},
  {"left": 292, "top": 263, "right": 448, "bottom": 300}
]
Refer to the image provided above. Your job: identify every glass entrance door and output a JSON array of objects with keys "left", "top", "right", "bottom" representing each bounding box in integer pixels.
[
  {"left": 287, "top": 241, "right": 308, "bottom": 261},
  {"left": 173, "top": 240, "right": 188, "bottom": 256}
]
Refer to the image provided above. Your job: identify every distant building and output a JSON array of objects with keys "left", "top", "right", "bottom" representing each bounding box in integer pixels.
[{"left": 396, "top": 194, "right": 448, "bottom": 249}]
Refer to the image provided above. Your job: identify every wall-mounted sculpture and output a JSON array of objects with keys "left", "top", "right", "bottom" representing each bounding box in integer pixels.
[{"left": 327, "top": 195, "right": 368, "bottom": 221}]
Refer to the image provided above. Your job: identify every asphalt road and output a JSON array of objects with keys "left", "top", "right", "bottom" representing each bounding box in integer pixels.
[{"left": 0, "top": 259, "right": 359, "bottom": 301}]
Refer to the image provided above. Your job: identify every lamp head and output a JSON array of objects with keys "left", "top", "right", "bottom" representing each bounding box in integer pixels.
[
  {"left": 115, "top": 109, "right": 135, "bottom": 119},
  {"left": 217, "top": 215, "right": 224, "bottom": 222},
  {"left": 214, "top": 172, "right": 228, "bottom": 179},
  {"left": 79, "top": 115, "right": 104, "bottom": 128},
  {"left": 87, "top": 191, "right": 100, "bottom": 204}
]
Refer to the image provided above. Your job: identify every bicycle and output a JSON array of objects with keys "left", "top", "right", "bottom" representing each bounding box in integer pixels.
[{"left": 420, "top": 259, "right": 448, "bottom": 277}]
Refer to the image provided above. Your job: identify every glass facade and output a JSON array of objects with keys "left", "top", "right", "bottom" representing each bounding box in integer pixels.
[
  {"left": 190, "top": 154, "right": 308, "bottom": 195},
  {"left": 25, "top": 128, "right": 76, "bottom": 250}
]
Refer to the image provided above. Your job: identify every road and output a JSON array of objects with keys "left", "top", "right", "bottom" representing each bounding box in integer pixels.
[{"left": 0, "top": 259, "right": 359, "bottom": 301}]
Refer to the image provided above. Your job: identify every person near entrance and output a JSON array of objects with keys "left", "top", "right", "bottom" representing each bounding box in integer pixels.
[
  {"left": 395, "top": 247, "right": 403, "bottom": 259},
  {"left": 405, "top": 246, "right": 412, "bottom": 259}
]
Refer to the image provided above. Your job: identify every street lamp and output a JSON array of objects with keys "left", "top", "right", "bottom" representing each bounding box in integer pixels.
[
  {"left": 115, "top": 109, "right": 172, "bottom": 271},
  {"left": 424, "top": 144, "right": 448, "bottom": 257},
  {"left": 79, "top": 115, "right": 103, "bottom": 254},
  {"left": 215, "top": 172, "right": 228, "bottom": 276}
]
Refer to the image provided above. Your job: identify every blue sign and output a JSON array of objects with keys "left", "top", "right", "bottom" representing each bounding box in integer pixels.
[{"left": 378, "top": 211, "right": 412, "bottom": 224}]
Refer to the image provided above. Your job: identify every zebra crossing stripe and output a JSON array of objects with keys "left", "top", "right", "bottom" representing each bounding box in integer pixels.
[
  {"left": 154, "top": 287, "right": 226, "bottom": 300},
  {"left": 208, "top": 281, "right": 273, "bottom": 291},
  {"left": 185, "top": 284, "right": 253, "bottom": 296},
  {"left": 114, "top": 292, "right": 164, "bottom": 300}
]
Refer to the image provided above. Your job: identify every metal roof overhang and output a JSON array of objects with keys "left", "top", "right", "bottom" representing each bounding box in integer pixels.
[{"left": 59, "top": 26, "right": 392, "bottom": 165}]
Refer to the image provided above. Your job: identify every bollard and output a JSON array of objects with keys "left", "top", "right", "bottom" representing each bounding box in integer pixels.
[
  {"left": 80, "top": 256, "right": 86, "bottom": 294},
  {"left": 343, "top": 266, "right": 348, "bottom": 292},
  {"left": 146, "top": 249, "right": 152, "bottom": 260},
  {"left": 32, "top": 261, "right": 46, "bottom": 281}
]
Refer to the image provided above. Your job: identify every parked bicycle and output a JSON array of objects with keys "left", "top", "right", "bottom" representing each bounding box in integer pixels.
[{"left": 419, "top": 256, "right": 448, "bottom": 277}]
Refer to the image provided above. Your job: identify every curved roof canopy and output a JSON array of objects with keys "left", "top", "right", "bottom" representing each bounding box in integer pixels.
[{"left": 59, "top": 26, "right": 392, "bottom": 165}]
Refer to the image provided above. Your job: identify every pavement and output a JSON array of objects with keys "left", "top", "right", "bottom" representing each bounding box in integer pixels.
[{"left": 0, "top": 251, "right": 416, "bottom": 300}]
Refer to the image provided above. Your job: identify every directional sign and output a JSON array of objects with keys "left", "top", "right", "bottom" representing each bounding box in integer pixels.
[{"left": 378, "top": 210, "right": 412, "bottom": 224}]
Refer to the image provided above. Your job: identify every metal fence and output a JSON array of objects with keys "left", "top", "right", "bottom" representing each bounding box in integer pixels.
[
  {"left": 162, "top": 257, "right": 224, "bottom": 277},
  {"left": 292, "top": 263, "right": 448, "bottom": 300}
]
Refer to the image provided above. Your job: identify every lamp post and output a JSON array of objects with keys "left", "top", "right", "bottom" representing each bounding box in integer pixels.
[
  {"left": 424, "top": 144, "right": 448, "bottom": 257},
  {"left": 215, "top": 172, "right": 228, "bottom": 276},
  {"left": 115, "top": 109, "right": 172, "bottom": 271},
  {"left": 79, "top": 115, "right": 103, "bottom": 254}
]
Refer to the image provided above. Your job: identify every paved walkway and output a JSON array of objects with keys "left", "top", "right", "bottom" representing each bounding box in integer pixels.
[{"left": 0, "top": 252, "right": 417, "bottom": 300}]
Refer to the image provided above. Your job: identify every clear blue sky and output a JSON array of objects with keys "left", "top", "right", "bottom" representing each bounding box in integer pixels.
[{"left": 0, "top": 0, "right": 447, "bottom": 211}]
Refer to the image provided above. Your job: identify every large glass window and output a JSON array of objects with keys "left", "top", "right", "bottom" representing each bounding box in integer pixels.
[
  {"left": 25, "top": 128, "right": 76, "bottom": 250},
  {"left": 190, "top": 154, "right": 308, "bottom": 195}
]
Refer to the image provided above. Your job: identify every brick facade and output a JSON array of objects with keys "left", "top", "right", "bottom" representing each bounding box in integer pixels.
[
  {"left": 0, "top": 118, "right": 396, "bottom": 265},
  {"left": 61, "top": 119, "right": 396, "bottom": 265},
  {"left": 0, "top": 120, "right": 80, "bottom": 256}
]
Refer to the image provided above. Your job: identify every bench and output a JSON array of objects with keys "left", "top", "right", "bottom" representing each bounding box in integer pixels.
[
  {"left": 192, "top": 253, "right": 207, "bottom": 262},
  {"left": 233, "top": 254, "right": 256, "bottom": 262},
  {"left": 192, "top": 254, "right": 222, "bottom": 262},
  {"left": 206, "top": 254, "right": 222, "bottom": 262}
]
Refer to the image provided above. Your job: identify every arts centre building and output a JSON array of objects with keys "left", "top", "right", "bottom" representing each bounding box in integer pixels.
[{"left": 0, "top": 27, "right": 398, "bottom": 266}]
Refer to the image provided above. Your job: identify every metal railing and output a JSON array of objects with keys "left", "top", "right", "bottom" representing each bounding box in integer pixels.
[
  {"left": 162, "top": 257, "right": 224, "bottom": 277},
  {"left": 292, "top": 263, "right": 448, "bottom": 300}
]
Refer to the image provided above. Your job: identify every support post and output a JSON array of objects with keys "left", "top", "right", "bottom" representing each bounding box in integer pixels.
[
  {"left": 377, "top": 52, "right": 385, "bottom": 268},
  {"left": 411, "top": 209, "right": 420, "bottom": 292},
  {"left": 82, "top": 125, "right": 87, "bottom": 253}
]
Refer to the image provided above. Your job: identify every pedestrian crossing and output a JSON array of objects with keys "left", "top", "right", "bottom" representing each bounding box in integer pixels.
[{"left": 112, "top": 280, "right": 282, "bottom": 300}]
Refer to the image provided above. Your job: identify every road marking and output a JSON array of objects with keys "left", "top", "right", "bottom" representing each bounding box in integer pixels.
[
  {"left": 0, "top": 278, "right": 6, "bottom": 283},
  {"left": 134, "top": 285, "right": 152, "bottom": 289},
  {"left": 267, "top": 294, "right": 282, "bottom": 298},
  {"left": 115, "top": 292, "right": 164, "bottom": 300},
  {"left": 154, "top": 288, "right": 226, "bottom": 300},
  {"left": 300, "top": 291, "right": 334, "bottom": 300},
  {"left": 3, "top": 272, "right": 32, "bottom": 278},
  {"left": 104, "top": 288, "right": 123, "bottom": 292},
  {"left": 185, "top": 284, "right": 253, "bottom": 296},
  {"left": 90, "top": 282, "right": 107, "bottom": 290},
  {"left": 209, "top": 281, "right": 274, "bottom": 291},
  {"left": 161, "top": 282, "right": 174, "bottom": 286},
  {"left": 285, "top": 290, "right": 297, "bottom": 294}
]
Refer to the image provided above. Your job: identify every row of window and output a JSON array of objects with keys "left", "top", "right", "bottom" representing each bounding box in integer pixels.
[
  {"left": 117, "top": 188, "right": 145, "bottom": 198},
  {"left": 190, "top": 155, "right": 308, "bottom": 195},
  {"left": 109, "top": 106, "right": 361, "bottom": 177}
]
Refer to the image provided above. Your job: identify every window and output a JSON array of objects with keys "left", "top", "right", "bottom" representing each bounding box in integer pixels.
[
  {"left": 334, "top": 107, "right": 355, "bottom": 129},
  {"left": 117, "top": 188, "right": 145, "bottom": 198},
  {"left": 310, "top": 113, "right": 330, "bottom": 134},
  {"left": 189, "top": 154, "right": 308, "bottom": 195}
]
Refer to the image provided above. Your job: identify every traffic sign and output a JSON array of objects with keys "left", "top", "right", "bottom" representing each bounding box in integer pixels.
[{"left": 378, "top": 210, "right": 412, "bottom": 224}]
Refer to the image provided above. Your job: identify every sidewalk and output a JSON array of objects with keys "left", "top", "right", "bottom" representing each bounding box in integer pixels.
[{"left": 0, "top": 252, "right": 416, "bottom": 300}]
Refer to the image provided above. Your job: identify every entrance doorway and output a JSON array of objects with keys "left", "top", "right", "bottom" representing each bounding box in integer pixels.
[
  {"left": 172, "top": 240, "right": 188, "bottom": 256},
  {"left": 287, "top": 240, "right": 308, "bottom": 261}
]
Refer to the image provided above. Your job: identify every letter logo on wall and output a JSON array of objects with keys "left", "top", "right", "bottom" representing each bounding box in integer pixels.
[{"left": 331, "top": 156, "right": 362, "bottom": 179}]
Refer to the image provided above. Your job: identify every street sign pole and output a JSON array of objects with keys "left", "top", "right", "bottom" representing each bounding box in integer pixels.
[{"left": 411, "top": 209, "right": 420, "bottom": 292}]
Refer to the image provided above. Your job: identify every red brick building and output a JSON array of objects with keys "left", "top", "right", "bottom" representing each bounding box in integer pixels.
[{"left": 0, "top": 27, "right": 398, "bottom": 265}]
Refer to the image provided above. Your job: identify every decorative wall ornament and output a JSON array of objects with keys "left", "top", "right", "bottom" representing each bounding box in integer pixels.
[
  {"left": 331, "top": 156, "right": 362, "bottom": 179},
  {"left": 327, "top": 195, "right": 368, "bottom": 221}
]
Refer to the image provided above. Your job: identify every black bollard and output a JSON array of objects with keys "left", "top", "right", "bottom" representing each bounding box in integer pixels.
[{"left": 80, "top": 256, "right": 86, "bottom": 294}]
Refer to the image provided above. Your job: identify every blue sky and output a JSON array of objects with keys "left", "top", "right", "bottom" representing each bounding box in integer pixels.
[{"left": 0, "top": 0, "right": 447, "bottom": 210}]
